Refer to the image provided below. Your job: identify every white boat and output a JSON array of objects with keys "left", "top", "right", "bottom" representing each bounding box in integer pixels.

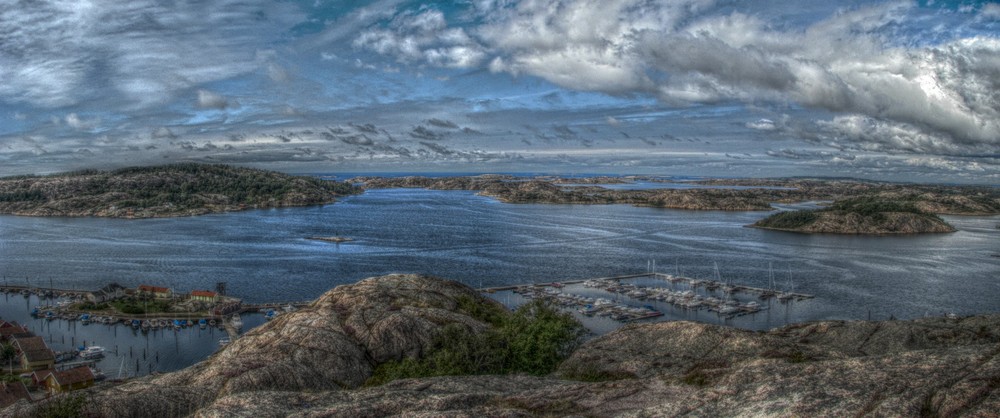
[
  {"left": 80, "top": 346, "right": 106, "bottom": 359},
  {"left": 231, "top": 315, "right": 243, "bottom": 329},
  {"left": 218, "top": 338, "right": 231, "bottom": 347}
]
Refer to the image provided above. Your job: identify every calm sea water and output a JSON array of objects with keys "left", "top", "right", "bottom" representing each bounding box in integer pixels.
[{"left": 1, "top": 186, "right": 998, "bottom": 375}]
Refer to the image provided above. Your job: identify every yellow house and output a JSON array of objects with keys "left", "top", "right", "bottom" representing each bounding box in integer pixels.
[
  {"left": 34, "top": 366, "right": 94, "bottom": 393},
  {"left": 13, "top": 336, "right": 54, "bottom": 372},
  {"left": 190, "top": 290, "right": 218, "bottom": 303}
]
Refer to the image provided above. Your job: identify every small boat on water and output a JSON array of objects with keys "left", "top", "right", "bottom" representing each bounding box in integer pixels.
[
  {"left": 208, "top": 319, "right": 217, "bottom": 327},
  {"left": 79, "top": 346, "right": 106, "bottom": 359},
  {"left": 218, "top": 338, "right": 231, "bottom": 347},
  {"left": 186, "top": 320, "right": 194, "bottom": 327},
  {"left": 131, "top": 319, "right": 140, "bottom": 328},
  {"left": 231, "top": 315, "right": 243, "bottom": 329},
  {"left": 198, "top": 319, "right": 207, "bottom": 329},
  {"left": 264, "top": 310, "right": 277, "bottom": 320}
]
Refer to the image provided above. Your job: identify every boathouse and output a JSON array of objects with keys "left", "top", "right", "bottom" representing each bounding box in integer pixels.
[
  {"left": 33, "top": 366, "right": 94, "bottom": 393},
  {"left": 12, "top": 336, "right": 54, "bottom": 372},
  {"left": 0, "top": 381, "right": 30, "bottom": 408},
  {"left": 137, "top": 285, "right": 173, "bottom": 299},
  {"left": 87, "top": 283, "right": 126, "bottom": 303},
  {"left": 190, "top": 290, "right": 218, "bottom": 303}
]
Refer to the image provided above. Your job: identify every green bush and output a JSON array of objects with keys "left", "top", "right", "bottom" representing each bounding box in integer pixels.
[
  {"left": 755, "top": 210, "right": 818, "bottom": 229},
  {"left": 367, "top": 299, "right": 586, "bottom": 386}
]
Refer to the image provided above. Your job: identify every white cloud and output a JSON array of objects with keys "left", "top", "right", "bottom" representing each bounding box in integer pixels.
[
  {"left": 362, "top": 1, "right": 999, "bottom": 156},
  {"left": 0, "top": 0, "right": 305, "bottom": 109},
  {"left": 197, "top": 90, "right": 231, "bottom": 110},
  {"left": 353, "top": 8, "right": 487, "bottom": 68},
  {"left": 65, "top": 113, "right": 98, "bottom": 130}
]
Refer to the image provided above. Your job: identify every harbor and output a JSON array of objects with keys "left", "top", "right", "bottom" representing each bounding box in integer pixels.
[{"left": 480, "top": 268, "right": 814, "bottom": 331}]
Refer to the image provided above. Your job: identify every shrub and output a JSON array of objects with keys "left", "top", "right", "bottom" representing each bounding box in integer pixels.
[{"left": 366, "top": 299, "right": 586, "bottom": 386}]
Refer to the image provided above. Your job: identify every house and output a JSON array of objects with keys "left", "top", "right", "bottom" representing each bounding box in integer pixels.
[
  {"left": 137, "top": 285, "right": 173, "bottom": 299},
  {"left": 33, "top": 366, "right": 94, "bottom": 393},
  {"left": 0, "top": 321, "right": 31, "bottom": 342},
  {"left": 0, "top": 381, "right": 30, "bottom": 408},
  {"left": 189, "top": 290, "right": 218, "bottom": 303},
  {"left": 87, "top": 283, "right": 126, "bottom": 303},
  {"left": 12, "top": 336, "right": 54, "bottom": 372}
]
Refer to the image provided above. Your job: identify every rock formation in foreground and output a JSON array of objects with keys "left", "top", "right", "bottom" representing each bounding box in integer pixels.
[{"left": 6, "top": 275, "right": 999, "bottom": 417}]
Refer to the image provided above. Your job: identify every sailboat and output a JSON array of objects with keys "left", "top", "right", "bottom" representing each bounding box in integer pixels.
[
  {"left": 718, "top": 262, "right": 736, "bottom": 294},
  {"left": 760, "top": 262, "right": 777, "bottom": 299},
  {"left": 777, "top": 266, "right": 795, "bottom": 302}
]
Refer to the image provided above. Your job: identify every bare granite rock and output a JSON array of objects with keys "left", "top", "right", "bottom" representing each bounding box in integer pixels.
[{"left": 6, "top": 276, "right": 999, "bottom": 417}]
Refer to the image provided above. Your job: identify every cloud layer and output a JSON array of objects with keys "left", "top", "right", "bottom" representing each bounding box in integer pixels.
[{"left": 353, "top": 1, "right": 1000, "bottom": 156}]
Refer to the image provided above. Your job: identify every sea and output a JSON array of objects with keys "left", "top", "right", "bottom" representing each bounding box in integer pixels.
[{"left": 1, "top": 177, "right": 997, "bottom": 376}]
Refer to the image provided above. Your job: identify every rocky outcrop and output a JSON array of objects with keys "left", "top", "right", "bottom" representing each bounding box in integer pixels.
[
  {"left": 753, "top": 210, "right": 956, "bottom": 234},
  {"left": 7, "top": 276, "right": 1000, "bottom": 417},
  {"left": 0, "top": 164, "right": 359, "bottom": 218},
  {"left": 356, "top": 175, "right": 1000, "bottom": 215}
]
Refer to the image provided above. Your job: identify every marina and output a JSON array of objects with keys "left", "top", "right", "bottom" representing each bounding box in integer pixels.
[{"left": 481, "top": 271, "right": 813, "bottom": 324}]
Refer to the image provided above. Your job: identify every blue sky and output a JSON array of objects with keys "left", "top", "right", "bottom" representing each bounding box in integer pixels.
[{"left": 1, "top": 0, "right": 998, "bottom": 183}]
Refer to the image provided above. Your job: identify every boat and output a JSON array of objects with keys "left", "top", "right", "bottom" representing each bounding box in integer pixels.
[
  {"left": 79, "top": 346, "right": 106, "bottom": 359},
  {"left": 218, "top": 338, "right": 231, "bottom": 347},
  {"left": 199, "top": 319, "right": 207, "bottom": 329},
  {"left": 208, "top": 319, "right": 217, "bottom": 327},
  {"left": 231, "top": 315, "right": 243, "bottom": 329},
  {"left": 141, "top": 320, "right": 150, "bottom": 329},
  {"left": 131, "top": 319, "right": 140, "bottom": 328},
  {"left": 264, "top": 310, "right": 276, "bottom": 320},
  {"left": 186, "top": 320, "right": 194, "bottom": 327},
  {"left": 282, "top": 305, "right": 296, "bottom": 313}
]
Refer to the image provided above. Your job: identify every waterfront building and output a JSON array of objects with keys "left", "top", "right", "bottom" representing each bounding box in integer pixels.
[
  {"left": 12, "top": 336, "right": 54, "bottom": 372},
  {"left": 190, "top": 290, "right": 218, "bottom": 303},
  {"left": 0, "top": 321, "right": 31, "bottom": 343},
  {"left": 137, "top": 285, "right": 173, "bottom": 299},
  {"left": 33, "top": 366, "right": 95, "bottom": 393}
]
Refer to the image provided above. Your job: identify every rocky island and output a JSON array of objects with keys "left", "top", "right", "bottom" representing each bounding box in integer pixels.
[
  {"left": 751, "top": 198, "right": 958, "bottom": 234},
  {"left": 0, "top": 164, "right": 360, "bottom": 218},
  {"left": 7, "top": 274, "right": 998, "bottom": 417},
  {"left": 353, "top": 175, "right": 1000, "bottom": 215}
]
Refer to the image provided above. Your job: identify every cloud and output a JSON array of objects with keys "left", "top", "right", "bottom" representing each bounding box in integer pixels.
[
  {"left": 364, "top": 1, "right": 999, "bottom": 156},
  {"left": 746, "top": 119, "right": 776, "bottom": 131},
  {"left": 65, "top": 113, "right": 98, "bottom": 130},
  {"left": 353, "top": 8, "right": 486, "bottom": 68},
  {"left": 0, "top": 1, "right": 305, "bottom": 109},
  {"left": 197, "top": 90, "right": 231, "bottom": 110}
]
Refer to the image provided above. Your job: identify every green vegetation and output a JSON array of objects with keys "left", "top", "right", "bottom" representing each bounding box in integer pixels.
[
  {"left": 366, "top": 299, "right": 586, "bottom": 386},
  {"left": 753, "top": 210, "right": 818, "bottom": 229},
  {"left": 0, "top": 342, "right": 16, "bottom": 364},
  {"left": 110, "top": 298, "right": 171, "bottom": 315}
]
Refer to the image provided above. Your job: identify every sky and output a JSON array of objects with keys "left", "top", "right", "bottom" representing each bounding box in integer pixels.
[{"left": 1, "top": 0, "right": 998, "bottom": 183}]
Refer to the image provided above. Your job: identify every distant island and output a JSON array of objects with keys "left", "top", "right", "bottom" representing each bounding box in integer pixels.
[
  {"left": 352, "top": 175, "right": 1000, "bottom": 215},
  {"left": 0, "top": 164, "right": 360, "bottom": 218},
  {"left": 751, "top": 198, "right": 957, "bottom": 234}
]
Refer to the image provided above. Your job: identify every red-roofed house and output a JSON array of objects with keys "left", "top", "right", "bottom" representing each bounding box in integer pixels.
[
  {"left": 34, "top": 366, "right": 94, "bottom": 393},
  {"left": 137, "top": 285, "right": 173, "bottom": 299},
  {"left": 0, "top": 381, "right": 30, "bottom": 408},
  {"left": 0, "top": 321, "right": 31, "bottom": 342},
  {"left": 12, "top": 336, "right": 54, "bottom": 372},
  {"left": 189, "top": 290, "right": 218, "bottom": 303}
]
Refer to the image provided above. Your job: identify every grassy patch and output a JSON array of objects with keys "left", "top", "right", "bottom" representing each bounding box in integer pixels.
[{"left": 754, "top": 210, "right": 818, "bottom": 229}]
